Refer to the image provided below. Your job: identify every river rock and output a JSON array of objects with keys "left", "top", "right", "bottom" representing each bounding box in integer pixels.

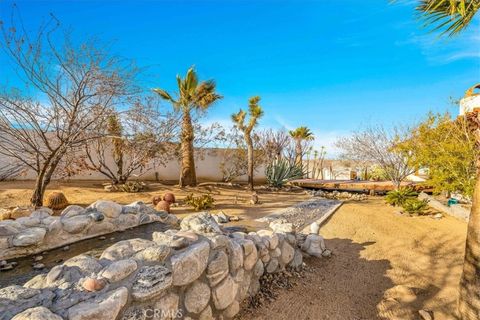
[
  {"left": 253, "top": 259, "right": 264, "bottom": 277},
  {"left": 180, "top": 212, "right": 222, "bottom": 235},
  {"left": 0, "top": 285, "right": 55, "bottom": 319},
  {"left": 87, "top": 211, "right": 104, "bottom": 222},
  {"left": 184, "top": 280, "right": 211, "bottom": 313},
  {"left": 100, "top": 238, "right": 156, "bottom": 261},
  {"left": 61, "top": 215, "right": 92, "bottom": 234},
  {"left": 16, "top": 217, "right": 41, "bottom": 228},
  {"left": 12, "top": 306, "right": 62, "bottom": 320},
  {"left": 280, "top": 241, "right": 295, "bottom": 264},
  {"left": 134, "top": 245, "right": 171, "bottom": 262},
  {"left": 12, "top": 227, "right": 46, "bottom": 247},
  {"left": 153, "top": 292, "right": 180, "bottom": 319},
  {"left": 131, "top": 265, "right": 172, "bottom": 301},
  {"left": 61, "top": 205, "right": 86, "bottom": 218},
  {"left": 152, "top": 232, "right": 189, "bottom": 249},
  {"left": 257, "top": 230, "right": 279, "bottom": 250},
  {"left": 0, "top": 224, "right": 21, "bottom": 236},
  {"left": 206, "top": 250, "right": 229, "bottom": 286},
  {"left": 266, "top": 258, "right": 279, "bottom": 273},
  {"left": 223, "top": 301, "right": 240, "bottom": 319},
  {"left": 90, "top": 200, "right": 122, "bottom": 219},
  {"left": 64, "top": 254, "right": 102, "bottom": 274},
  {"left": 226, "top": 239, "right": 243, "bottom": 272},
  {"left": 171, "top": 241, "right": 210, "bottom": 286},
  {"left": 67, "top": 286, "right": 128, "bottom": 320},
  {"left": 199, "top": 305, "right": 213, "bottom": 320},
  {"left": 212, "top": 275, "right": 238, "bottom": 310},
  {"left": 100, "top": 259, "right": 137, "bottom": 282}
]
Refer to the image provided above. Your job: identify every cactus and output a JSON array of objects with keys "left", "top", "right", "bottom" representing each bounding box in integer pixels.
[
  {"left": 155, "top": 200, "right": 171, "bottom": 213},
  {"left": 45, "top": 192, "right": 69, "bottom": 211},
  {"left": 163, "top": 193, "right": 176, "bottom": 204},
  {"left": 184, "top": 194, "right": 215, "bottom": 211}
]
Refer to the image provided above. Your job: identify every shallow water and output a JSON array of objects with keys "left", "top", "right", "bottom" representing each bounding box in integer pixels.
[{"left": 0, "top": 222, "right": 170, "bottom": 287}]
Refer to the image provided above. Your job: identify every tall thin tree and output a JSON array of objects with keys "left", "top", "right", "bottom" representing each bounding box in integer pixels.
[
  {"left": 154, "top": 67, "right": 222, "bottom": 187},
  {"left": 232, "top": 96, "right": 264, "bottom": 191},
  {"left": 289, "top": 126, "right": 315, "bottom": 168},
  {"left": 412, "top": 1, "right": 479, "bottom": 319}
]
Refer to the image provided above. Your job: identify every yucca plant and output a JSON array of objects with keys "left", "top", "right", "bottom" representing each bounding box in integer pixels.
[
  {"left": 385, "top": 188, "right": 418, "bottom": 206},
  {"left": 265, "top": 159, "right": 304, "bottom": 188},
  {"left": 402, "top": 198, "right": 430, "bottom": 215}
]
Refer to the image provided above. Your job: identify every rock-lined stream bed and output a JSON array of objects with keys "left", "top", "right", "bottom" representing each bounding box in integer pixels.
[{"left": 0, "top": 222, "right": 171, "bottom": 288}]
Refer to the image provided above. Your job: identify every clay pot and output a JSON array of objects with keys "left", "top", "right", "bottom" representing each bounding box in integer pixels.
[
  {"left": 163, "top": 193, "right": 176, "bottom": 204},
  {"left": 155, "top": 200, "right": 171, "bottom": 213},
  {"left": 82, "top": 278, "right": 106, "bottom": 292},
  {"left": 152, "top": 195, "right": 162, "bottom": 206}
]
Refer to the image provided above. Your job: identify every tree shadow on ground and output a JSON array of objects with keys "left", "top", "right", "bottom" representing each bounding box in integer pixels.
[{"left": 238, "top": 238, "right": 394, "bottom": 320}]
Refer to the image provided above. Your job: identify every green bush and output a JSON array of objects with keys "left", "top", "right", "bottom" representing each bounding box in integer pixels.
[
  {"left": 385, "top": 188, "right": 418, "bottom": 206},
  {"left": 402, "top": 198, "right": 430, "bottom": 215},
  {"left": 265, "top": 159, "right": 304, "bottom": 188},
  {"left": 184, "top": 194, "right": 215, "bottom": 211}
]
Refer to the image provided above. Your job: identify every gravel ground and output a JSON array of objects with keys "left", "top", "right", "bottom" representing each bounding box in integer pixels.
[{"left": 256, "top": 198, "right": 341, "bottom": 231}]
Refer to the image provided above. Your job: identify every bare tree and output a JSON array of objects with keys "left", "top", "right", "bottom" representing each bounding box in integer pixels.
[
  {"left": 84, "top": 96, "right": 178, "bottom": 184},
  {"left": 336, "top": 125, "right": 414, "bottom": 188},
  {"left": 258, "top": 128, "right": 291, "bottom": 162},
  {"left": 0, "top": 13, "right": 136, "bottom": 206}
]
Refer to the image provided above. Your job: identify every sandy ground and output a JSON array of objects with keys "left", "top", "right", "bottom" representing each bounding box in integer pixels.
[
  {"left": 0, "top": 180, "right": 311, "bottom": 229},
  {"left": 238, "top": 198, "right": 468, "bottom": 320}
]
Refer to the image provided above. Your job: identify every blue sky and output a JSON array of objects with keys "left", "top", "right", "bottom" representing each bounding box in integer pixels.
[{"left": 0, "top": 0, "right": 479, "bottom": 156}]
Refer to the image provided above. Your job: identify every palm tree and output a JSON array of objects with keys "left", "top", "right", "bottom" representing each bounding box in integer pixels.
[
  {"left": 154, "top": 67, "right": 222, "bottom": 187},
  {"left": 232, "top": 96, "right": 264, "bottom": 191},
  {"left": 417, "top": 0, "right": 479, "bottom": 36},
  {"left": 415, "top": 2, "right": 479, "bottom": 319},
  {"left": 289, "top": 126, "right": 315, "bottom": 168}
]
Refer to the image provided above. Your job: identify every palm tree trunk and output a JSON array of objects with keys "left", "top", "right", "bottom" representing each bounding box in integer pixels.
[
  {"left": 179, "top": 108, "right": 196, "bottom": 187},
  {"left": 295, "top": 139, "right": 302, "bottom": 168},
  {"left": 246, "top": 133, "right": 254, "bottom": 191},
  {"left": 458, "top": 171, "right": 480, "bottom": 319}
]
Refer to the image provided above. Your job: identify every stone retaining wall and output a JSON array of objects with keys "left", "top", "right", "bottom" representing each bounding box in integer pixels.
[
  {"left": 0, "top": 212, "right": 309, "bottom": 320},
  {"left": 418, "top": 192, "right": 470, "bottom": 221},
  {"left": 0, "top": 200, "right": 179, "bottom": 261}
]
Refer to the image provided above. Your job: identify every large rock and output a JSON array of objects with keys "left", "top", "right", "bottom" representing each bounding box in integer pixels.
[
  {"left": 89, "top": 200, "right": 122, "bottom": 219},
  {"left": 180, "top": 212, "right": 222, "bottom": 235},
  {"left": 212, "top": 275, "right": 238, "bottom": 310},
  {"left": 257, "top": 230, "right": 279, "bottom": 249},
  {"left": 184, "top": 281, "right": 211, "bottom": 314},
  {"left": 100, "top": 259, "right": 137, "bottom": 282},
  {"left": 67, "top": 287, "right": 128, "bottom": 320},
  {"left": 61, "top": 205, "right": 86, "bottom": 218},
  {"left": 153, "top": 293, "right": 180, "bottom": 320},
  {"left": 12, "top": 227, "right": 46, "bottom": 247},
  {"left": 152, "top": 231, "right": 189, "bottom": 249},
  {"left": 131, "top": 265, "right": 172, "bottom": 301},
  {"left": 280, "top": 241, "right": 295, "bottom": 264},
  {"left": 15, "top": 217, "right": 41, "bottom": 228},
  {"left": 100, "top": 238, "right": 156, "bottom": 260},
  {"left": 64, "top": 255, "right": 103, "bottom": 274},
  {"left": 226, "top": 239, "right": 243, "bottom": 272},
  {"left": 223, "top": 301, "right": 240, "bottom": 319},
  {"left": 171, "top": 241, "right": 210, "bottom": 286},
  {"left": 61, "top": 215, "right": 92, "bottom": 234},
  {"left": 12, "top": 307, "right": 62, "bottom": 320},
  {"left": 0, "top": 285, "right": 55, "bottom": 320},
  {"left": 206, "top": 250, "right": 229, "bottom": 286},
  {"left": 134, "top": 245, "right": 171, "bottom": 262}
]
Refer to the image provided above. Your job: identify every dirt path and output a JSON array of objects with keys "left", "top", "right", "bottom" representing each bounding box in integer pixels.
[{"left": 238, "top": 198, "right": 468, "bottom": 320}]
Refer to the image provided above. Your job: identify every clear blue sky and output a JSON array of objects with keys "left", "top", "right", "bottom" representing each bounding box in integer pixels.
[{"left": 1, "top": 0, "right": 479, "bottom": 156}]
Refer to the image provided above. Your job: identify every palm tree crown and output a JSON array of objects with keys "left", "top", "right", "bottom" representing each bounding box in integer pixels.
[{"left": 289, "top": 126, "right": 315, "bottom": 141}]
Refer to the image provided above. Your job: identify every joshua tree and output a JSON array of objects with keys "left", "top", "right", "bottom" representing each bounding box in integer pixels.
[
  {"left": 232, "top": 96, "right": 264, "bottom": 191},
  {"left": 407, "top": 1, "right": 479, "bottom": 318},
  {"left": 154, "top": 67, "right": 222, "bottom": 187},
  {"left": 289, "top": 126, "right": 315, "bottom": 168}
]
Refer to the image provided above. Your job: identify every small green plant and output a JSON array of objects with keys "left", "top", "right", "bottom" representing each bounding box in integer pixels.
[
  {"left": 265, "top": 159, "right": 304, "bottom": 188},
  {"left": 385, "top": 188, "right": 418, "bottom": 206},
  {"left": 402, "top": 198, "right": 430, "bottom": 215},
  {"left": 120, "top": 181, "right": 146, "bottom": 193},
  {"left": 184, "top": 194, "right": 215, "bottom": 211}
]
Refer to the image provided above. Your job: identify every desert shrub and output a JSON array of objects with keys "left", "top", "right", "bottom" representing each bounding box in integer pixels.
[
  {"left": 265, "top": 159, "right": 304, "bottom": 188},
  {"left": 120, "top": 181, "right": 146, "bottom": 193},
  {"left": 402, "top": 198, "right": 430, "bottom": 215},
  {"left": 184, "top": 194, "right": 215, "bottom": 211},
  {"left": 385, "top": 188, "right": 418, "bottom": 206}
]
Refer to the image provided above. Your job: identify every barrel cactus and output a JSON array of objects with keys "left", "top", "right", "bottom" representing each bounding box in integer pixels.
[
  {"left": 152, "top": 195, "right": 162, "bottom": 206},
  {"left": 155, "top": 200, "right": 171, "bottom": 213},
  {"left": 163, "top": 192, "right": 176, "bottom": 204},
  {"left": 45, "top": 192, "right": 69, "bottom": 211}
]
